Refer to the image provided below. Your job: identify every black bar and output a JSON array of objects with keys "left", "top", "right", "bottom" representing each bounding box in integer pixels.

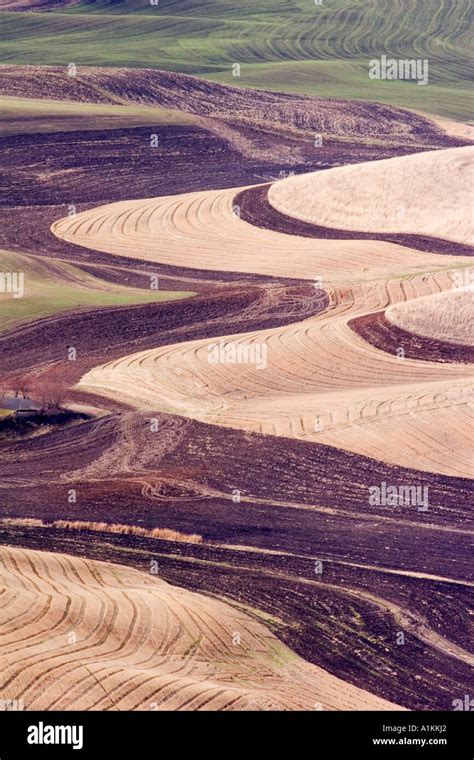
[{"left": 0, "top": 711, "right": 472, "bottom": 758}]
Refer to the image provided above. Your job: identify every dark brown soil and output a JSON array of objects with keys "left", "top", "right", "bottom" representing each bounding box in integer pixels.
[
  {"left": 2, "top": 409, "right": 473, "bottom": 708},
  {"left": 350, "top": 311, "right": 474, "bottom": 364},
  {"left": 1, "top": 65, "right": 466, "bottom": 151},
  {"left": 0, "top": 284, "right": 328, "bottom": 380},
  {"left": 235, "top": 184, "right": 474, "bottom": 257},
  {"left": 1, "top": 69, "right": 472, "bottom": 712},
  {"left": 2, "top": 512, "right": 472, "bottom": 711}
]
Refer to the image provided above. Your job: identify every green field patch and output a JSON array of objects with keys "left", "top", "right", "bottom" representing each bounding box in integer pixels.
[
  {"left": 0, "top": 0, "right": 472, "bottom": 121},
  {"left": 0, "top": 249, "right": 195, "bottom": 332},
  {"left": 0, "top": 95, "right": 195, "bottom": 135},
  {"left": 209, "top": 60, "right": 474, "bottom": 124}
]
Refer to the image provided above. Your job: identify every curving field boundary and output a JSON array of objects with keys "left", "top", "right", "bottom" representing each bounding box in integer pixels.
[
  {"left": 51, "top": 173, "right": 473, "bottom": 477},
  {"left": 234, "top": 184, "right": 474, "bottom": 257},
  {"left": 349, "top": 311, "right": 474, "bottom": 365},
  {"left": 0, "top": 545, "right": 401, "bottom": 711}
]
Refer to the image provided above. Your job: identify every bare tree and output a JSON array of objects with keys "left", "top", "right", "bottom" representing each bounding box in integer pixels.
[
  {"left": 32, "top": 368, "right": 70, "bottom": 412},
  {"left": 10, "top": 375, "right": 20, "bottom": 399},
  {"left": 18, "top": 375, "right": 31, "bottom": 400},
  {"left": 9, "top": 374, "right": 32, "bottom": 400}
]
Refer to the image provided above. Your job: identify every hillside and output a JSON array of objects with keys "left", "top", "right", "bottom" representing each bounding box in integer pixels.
[
  {"left": 0, "top": 545, "right": 401, "bottom": 710},
  {"left": 386, "top": 290, "right": 474, "bottom": 346},
  {"left": 0, "top": 0, "right": 472, "bottom": 120},
  {"left": 268, "top": 146, "right": 474, "bottom": 245},
  {"left": 0, "top": 249, "right": 193, "bottom": 332},
  {"left": 0, "top": 65, "right": 464, "bottom": 149}
]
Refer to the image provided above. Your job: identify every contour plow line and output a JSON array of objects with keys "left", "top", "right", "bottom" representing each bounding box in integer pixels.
[
  {"left": 51, "top": 185, "right": 471, "bottom": 282},
  {"left": 70, "top": 274, "right": 472, "bottom": 477},
  {"left": 51, "top": 151, "right": 474, "bottom": 477},
  {"left": 0, "top": 546, "right": 402, "bottom": 711}
]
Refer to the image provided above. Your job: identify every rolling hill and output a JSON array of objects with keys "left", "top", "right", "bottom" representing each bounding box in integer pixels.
[
  {"left": 0, "top": 249, "right": 194, "bottom": 332},
  {"left": 0, "top": 11, "right": 472, "bottom": 715},
  {"left": 0, "top": 0, "right": 472, "bottom": 120},
  {"left": 0, "top": 545, "right": 401, "bottom": 710}
]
